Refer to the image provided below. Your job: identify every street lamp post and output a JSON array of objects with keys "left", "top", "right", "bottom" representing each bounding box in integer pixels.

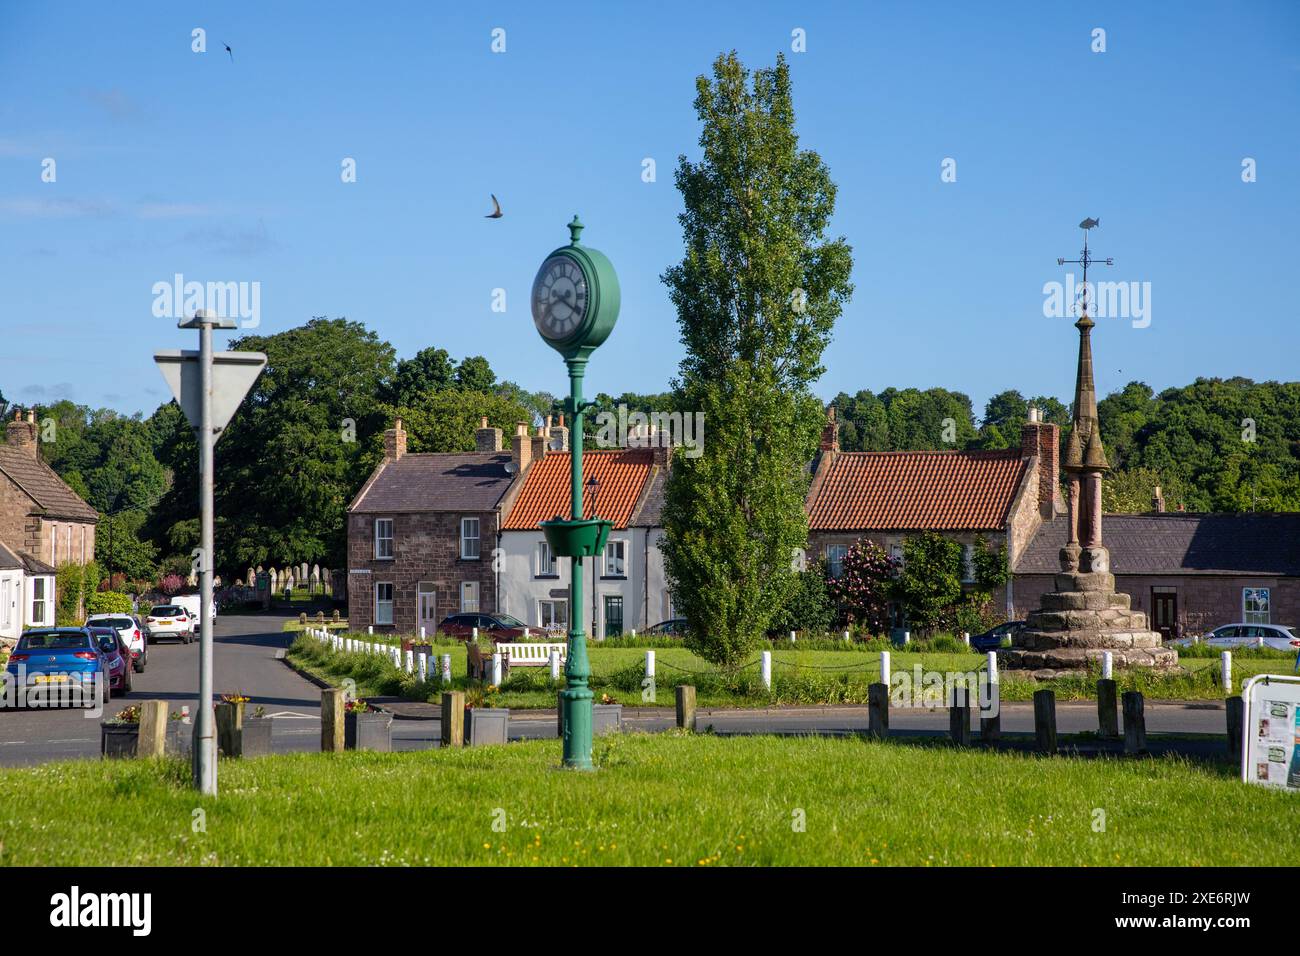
[{"left": 531, "top": 216, "right": 620, "bottom": 770}]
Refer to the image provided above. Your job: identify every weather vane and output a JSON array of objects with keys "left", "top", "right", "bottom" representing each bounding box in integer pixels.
[{"left": 1057, "top": 217, "right": 1113, "bottom": 318}]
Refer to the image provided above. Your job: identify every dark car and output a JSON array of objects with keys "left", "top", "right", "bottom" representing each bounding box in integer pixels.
[
  {"left": 90, "top": 627, "right": 133, "bottom": 697},
  {"left": 647, "top": 618, "right": 688, "bottom": 638},
  {"left": 437, "top": 613, "right": 530, "bottom": 641},
  {"left": 971, "top": 620, "right": 1026, "bottom": 652},
  {"left": 3, "top": 628, "right": 109, "bottom": 709}
]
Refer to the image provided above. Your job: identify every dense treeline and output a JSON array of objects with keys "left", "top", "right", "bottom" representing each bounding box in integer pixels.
[{"left": 3, "top": 319, "right": 1296, "bottom": 584}]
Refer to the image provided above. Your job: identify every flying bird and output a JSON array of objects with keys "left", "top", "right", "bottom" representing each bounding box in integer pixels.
[
  {"left": 224, "top": 43, "right": 233, "bottom": 62},
  {"left": 485, "top": 194, "right": 502, "bottom": 219},
  {"left": 1079, "top": 217, "right": 1100, "bottom": 230}
]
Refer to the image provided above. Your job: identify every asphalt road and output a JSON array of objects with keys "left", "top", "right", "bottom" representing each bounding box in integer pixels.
[{"left": 0, "top": 612, "right": 1234, "bottom": 766}]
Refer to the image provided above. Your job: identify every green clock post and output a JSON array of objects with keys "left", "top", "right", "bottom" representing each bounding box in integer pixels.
[{"left": 531, "top": 215, "right": 620, "bottom": 770}]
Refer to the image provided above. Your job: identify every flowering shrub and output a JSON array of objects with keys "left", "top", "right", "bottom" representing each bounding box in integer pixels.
[
  {"left": 826, "top": 540, "right": 896, "bottom": 634},
  {"left": 158, "top": 574, "right": 185, "bottom": 596}
]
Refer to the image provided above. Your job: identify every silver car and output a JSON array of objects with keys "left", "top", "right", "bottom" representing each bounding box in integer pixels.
[{"left": 1172, "top": 623, "right": 1300, "bottom": 652}]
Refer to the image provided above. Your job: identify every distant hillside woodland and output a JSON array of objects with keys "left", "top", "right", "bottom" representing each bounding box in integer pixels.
[{"left": 3, "top": 318, "right": 1297, "bottom": 579}]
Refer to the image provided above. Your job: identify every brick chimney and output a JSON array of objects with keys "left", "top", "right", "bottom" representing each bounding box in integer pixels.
[
  {"left": 475, "top": 416, "right": 503, "bottom": 452},
  {"left": 1021, "top": 406, "right": 1060, "bottom": 518},
  {"left": 548, "top": 413, "right": 569, "bottom": 452},
  {"left": 510, "top": 421, "right": 533, "bottom": 474},
  {"left": 1152, "top": 485, "right": 1166, "bottom": 513},
  {"left": 820, "top": 405, "right": 840, "bottom": 454},
  {"left": 5, "top": 408, "right": 37, "bottom": 457},
  {"left": 383, "top": 417, "right": 407, "bottom": 461},
  {"left": 531, "top": 424, "right": 547, "bottom": 461}
]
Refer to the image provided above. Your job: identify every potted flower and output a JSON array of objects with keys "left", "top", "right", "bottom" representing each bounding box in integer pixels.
[
  {"left": 102, "top": 705, "right": 141, "bottom": 757},
  {"left": 344, "top": 698, "right": 392, "bottom": 751},
  {"left": 465, "top": 685, "right": 509, "bottom": 746}
]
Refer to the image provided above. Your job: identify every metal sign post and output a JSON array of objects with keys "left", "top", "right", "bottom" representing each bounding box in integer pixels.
[{"left": 154, "top": 315, "right": 266, "bottom": 795}]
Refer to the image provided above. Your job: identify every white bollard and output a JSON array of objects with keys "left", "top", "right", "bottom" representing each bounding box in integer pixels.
[
  {"left": 1101, "top": 651, "right": 1113, "bottom": 680},
  {"left": 420, "top": 626, "right": 426, "bottom": 640},
  {"left": 645, "top": 649, "right": 656, "bottom": 681},
  {"left": 180, "top": 705, "right": 191, "bottom": 724},
  {"left": 441, "top": 654, "right": 452, "bottom": 684},
  {"left": 963, "top": 632, "right": 970, "bottom": 647},
  {"left": 880, "top": 650, "right": 891, "bottom": 685},
  {"left": 392, "top": 646, "right": 400, "bottom": 668},
  {"left": 523, "top": 627, "right": 530, "bottom": 639},
  {"left": 1221, "top": 651, "right": 1232, "bottom": 694},
  {"left": 405, "top": 649, "right": 414, "bottom": 674},
  {"left": 472, "top": 627, "right": 478, "bottom": 641},
  {"left": 761, "top": 650, "right": 772, "bottom": 690},
  {"left": 843, "top": 630, "right": 851, "bottom": 643},
  {"left": 631, "top": 629, "right": 637, "bottom": 638},
  {"left": 790, "top": 630, "right": 796, "bottom": 643},
  {"left": 903, "top": 630, "right": 910, "bottom": 645},
  {"left": 986, "top": 651, "right": 999, "bottom": 684},
  {"left": 490, "top": 652, "right": 503, "bottom": 686},
  {"left": 368, "top": 625, "right": 373, "bottom": 635},
  {"left": 418, "top": 653, "right": 428, "bottom": 682},
  {"left": 549, "top": 649, "right": 562, "bottom": 680}
]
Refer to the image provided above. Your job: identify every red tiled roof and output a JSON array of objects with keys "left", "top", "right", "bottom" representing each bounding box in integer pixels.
[
  {"left": 503, "top": 449, "right": 656, "bottom": 530},
  {"left": 807, "top": 450, "right": 1029, "bottom": 531}
]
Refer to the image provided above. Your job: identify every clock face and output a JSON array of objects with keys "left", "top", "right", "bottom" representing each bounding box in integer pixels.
[{"left": 531, "top": 255, "right": 589, "bottom": 342}]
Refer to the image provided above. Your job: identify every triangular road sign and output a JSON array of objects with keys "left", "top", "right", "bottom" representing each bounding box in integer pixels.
[{"left": 154, "top": 350, "right": 267, "bottom": 435}]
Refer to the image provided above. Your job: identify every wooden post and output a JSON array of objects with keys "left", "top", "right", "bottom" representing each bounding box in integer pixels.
[
  {"left": 948, "top": 682, "right": 971, "bottom": 746},
  {"left": 215, "top": 701, "right": 243, "bottom": 758},
  {"left": 137, "top": 700, "right": 168, "bottom": 758},
  {"left": 1226, "top": 695, "right": 1244, "bottom": 763},
  {"left": 321, "top": 687, "right": 344, "bottom": 753},
  {"left": 441, "top": 691, "right": 465, "bottom": 747},
  {"left": 868, "top": 683, "right": 889, "bottom": 739},
  {"left": 1123, "top": 691, "right": 1147, "bottom": 755},
  {"left": 675, "top": 685, "right": 696, "bottom": 731},
  {"left": 1097, "top": 678, "right": 1119, "bottom": 739},
  {"left": 1033, "top": 689, "right": 1057, "bottom": 754}
]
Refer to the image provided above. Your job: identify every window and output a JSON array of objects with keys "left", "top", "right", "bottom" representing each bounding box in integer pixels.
[
  {"left": 31, "top": 577, "right": 48, "bottom": 626},
  {"left": 460, "top": 580, "right": 480, "bottom": 613},
  {"left": 889, "top": 543, "right": 904, "bottom": 570},
  {"left": 961, "top": 545, "right": 976, "bottom": 583},
  {"left": 374, "top": 582, "right": 394, "bottom": 625},
  {"left": 536, "top": 540, "right": 557, "bottom": 577},
  {"left": 539, "top": 599, "right": 567, "bottom": 630},
  {"left": 604, "top": 595, "right": 624, "bottom": 638},
  {"left": 603, "top": 540, "right": 627, "bottom": 578},
  {"left": 826, "top": 544, "right": 848, "bottom": 578},
  {"left": 1243, "top": 587, "right": 1270, "bottom": 625},
  {"left": 461, "top": 517, "right": 481, "bottom": 560},
  {"left": 374, "top": 518, "right": 394, "bottom": 559}
]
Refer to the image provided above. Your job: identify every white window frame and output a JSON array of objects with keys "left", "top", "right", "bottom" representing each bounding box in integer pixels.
[
  {"left": 374, "top": 518, "right": 394, "bottom": 560},
  {"left": 460, "top": 517, "right": 481, "bottom": 560},
  {"left": 460, "top": 580, "right": 480, "bottom": 613},
  {"left": 536, "top": 540, "right": 557, "bottom": 578},
  {"left": 826, "top": 544, "right": 848, "bottom": 578},
  {"left": 539, "top": 599, "right": 567, "bottom": 630},
  {"left": 30, "top": 576, "right": 49, "bottom": 627},
  {"left": 603, "top": 539, "right": 627, "bottom": 578},
  {"left": 1243, "top": 587, "right": 1271, "bottom": 625},
  {"left": 1, "top": 577, "right": 12, "bottom": 630},
  {"left": 374, "top": 582, "right": 394, "bottom": 626}
]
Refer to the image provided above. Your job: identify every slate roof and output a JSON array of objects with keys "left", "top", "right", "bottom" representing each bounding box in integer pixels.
[
  {"left": 503, "top": 449, "right": 657, "bottom": 531},
  {"left": 1016, "top": 513, "right": 1300, "bottom": 576},
  {"left": 806, "top": 450, "right": 1030, "bottom": 532},
  {"left": 629, "top": 463, "right": 667, "bottom": 528},
  {"left": 0, "top": 542, "right": 53, "bottom": 574},
  {"left": 0, "top": 443, "right": 98, "bottom": 522},
  {"left": 348, "top": 453, "right": 516, "bottom": 514}
]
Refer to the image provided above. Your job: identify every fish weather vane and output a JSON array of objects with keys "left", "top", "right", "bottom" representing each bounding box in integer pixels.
[{"left": 1057, "top": 217, "right": 1113, "bottom": 318}]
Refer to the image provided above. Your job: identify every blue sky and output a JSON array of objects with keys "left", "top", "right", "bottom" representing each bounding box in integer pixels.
[{"left": 1, "top": 1, "right": 1297, "bottom": 419}]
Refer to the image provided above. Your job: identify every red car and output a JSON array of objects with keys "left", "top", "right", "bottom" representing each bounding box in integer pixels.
[
  {"left": 90, "top": 626, "right": 133, "bottom": 697},
  {"left": 436, "top": 613, "right": 530, "bottom": 641}
]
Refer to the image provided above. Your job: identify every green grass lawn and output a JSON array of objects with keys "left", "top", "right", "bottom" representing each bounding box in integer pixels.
[
  {"left": 285, "top": 630, "right": 1290, "bottom": 710},
  {"left": 0, "top": 735, "right": 1290, "bottom": 866}
]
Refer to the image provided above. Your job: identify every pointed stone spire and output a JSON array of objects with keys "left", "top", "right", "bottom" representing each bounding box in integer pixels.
[{"left": 1063, "top": 314, "right": 1109, "bottom": 472}]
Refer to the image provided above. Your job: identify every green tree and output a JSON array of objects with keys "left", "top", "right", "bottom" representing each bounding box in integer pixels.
[
  {"left": 385, "top": 347, "right": 454, "bottom": 407},
  {"left": 454, "top": 355, "right": 496, "bottom": 392},
  {"left": 660, "top": 52, "right": 853, "bottom": 668},
  {"left": 893, "top": 531, "right": 964, "bottom": 634},
  {"left": 391, "top": 389, "right": 533, "bottom": 453},
  {"left": 770, "top": 564, "right": 834, "bottom": 636}
]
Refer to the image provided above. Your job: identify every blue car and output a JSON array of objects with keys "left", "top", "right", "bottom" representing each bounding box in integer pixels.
[
  {"left": 3, "top": 628, "right": 110, "bottom": 709},
  {"left": 971, "top": 621, "right": 1026, "bottom": 652}
]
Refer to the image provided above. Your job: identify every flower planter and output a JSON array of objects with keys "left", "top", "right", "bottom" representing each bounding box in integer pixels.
[
  {"left": 540, "top": 518, "right": 613, "bottom": 558},
  {"left": 464, "top": 707, "right": 509, "bottom": 746},
  {"left": 241, "top": 716, "right": 274, "bottom": 757},
  {"left": 344, "top": 711, "right": 392, "bottom": 751},
  {"left": 166, "top": 721, "right": 193, "bottom": 758},
  {"left": 101, "top": 722, "right": 138, "bottom": 758}
]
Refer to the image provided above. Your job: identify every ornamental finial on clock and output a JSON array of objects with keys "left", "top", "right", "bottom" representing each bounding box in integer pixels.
[{"left": 568, "top": 214, "right": 584, "bottom": 245}]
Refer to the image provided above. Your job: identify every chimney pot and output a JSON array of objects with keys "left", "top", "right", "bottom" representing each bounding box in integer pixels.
[
  {"left": 480, "top": 416, "right": 488, "bottom": 429},
  {"left": 383, "top": 417, "right": 407, "bottom": 461}
]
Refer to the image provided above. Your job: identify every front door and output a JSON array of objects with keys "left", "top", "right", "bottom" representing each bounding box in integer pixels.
[
  {"left": 418, "top": 589, "right": 437, "bottom": 637},
  {"left": 1151, "top": 590, "right": 1177, "bottom": 641}
]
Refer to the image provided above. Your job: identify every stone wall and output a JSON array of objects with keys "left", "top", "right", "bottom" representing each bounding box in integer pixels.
[{"left": 346, "top": 510, "right": 499, "bottom": 633}]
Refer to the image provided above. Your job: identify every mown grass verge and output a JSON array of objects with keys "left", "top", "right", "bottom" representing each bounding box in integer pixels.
[{"left": 0, "top": 734, "right": 1290, "bottom": 866}]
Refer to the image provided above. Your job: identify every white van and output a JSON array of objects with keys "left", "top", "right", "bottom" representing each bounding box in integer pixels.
[{"left": 171, "top": 594, "right": 215, "bottom": 625}]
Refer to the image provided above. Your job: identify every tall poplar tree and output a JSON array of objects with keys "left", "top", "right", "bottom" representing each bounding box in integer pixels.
[{"left": 661, "top": 52, "right": 853, "bottom": 667}]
